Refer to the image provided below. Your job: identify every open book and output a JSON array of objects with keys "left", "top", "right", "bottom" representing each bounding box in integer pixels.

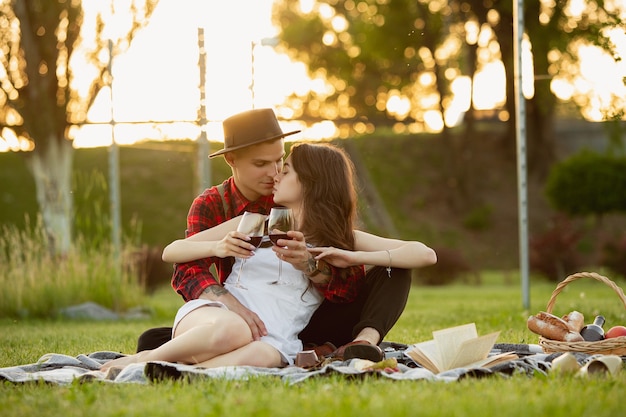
[{"left": 405, "top": 323, "right": 517, "bottom": 374}]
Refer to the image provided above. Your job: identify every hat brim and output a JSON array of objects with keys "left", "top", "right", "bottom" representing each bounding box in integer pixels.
[{"left": 208, "top": 129, "right": 300, "bottom": 158}]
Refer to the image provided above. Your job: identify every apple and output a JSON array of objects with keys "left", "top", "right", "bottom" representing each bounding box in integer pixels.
[{"left": 605, "top": 325, "right": 626, "bottom": 339}]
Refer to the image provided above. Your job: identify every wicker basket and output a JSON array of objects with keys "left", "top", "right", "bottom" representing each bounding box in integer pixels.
[{"left": 538, "top": 271, "right": 626, "bottom": 356}]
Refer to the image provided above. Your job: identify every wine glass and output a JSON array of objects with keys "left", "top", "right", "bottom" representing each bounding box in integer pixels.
[
  {"left": 232, "top": 212, "right": 266, "bottom": 289},
  {"left": 267, "top": 206, "right": 295, "bottom": 285}
]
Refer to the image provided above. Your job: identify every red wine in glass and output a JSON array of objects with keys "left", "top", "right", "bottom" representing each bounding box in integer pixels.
[
  {"left": 269, "top": 233, "right": 291, "bottom": 246},
  {"left": 248, "top": 236, "right": 263, "bottom": 247},
  {"left": 267, "top": 207, "right": 294, "bottom": 285},
  {"left": 233, "top": 212, "right": 266, "bottom": 289}
]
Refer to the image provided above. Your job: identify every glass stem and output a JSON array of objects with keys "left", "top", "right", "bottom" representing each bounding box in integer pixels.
[{"left": 236, "top": 259, "right": 246, "bottom": 285}]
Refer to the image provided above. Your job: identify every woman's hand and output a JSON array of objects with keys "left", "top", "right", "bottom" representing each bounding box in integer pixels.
[
  {"left": 272, "top": 230, "right": 312, "bottom": 272},
  {"left": 307, "top": 246, "right": 357, "bottom": 268}
]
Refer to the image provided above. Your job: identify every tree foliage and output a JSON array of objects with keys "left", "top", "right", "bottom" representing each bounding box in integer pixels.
[
  {"left": 272, "top": 0, "right": 625, "bottom": 172},
  {"left": 545, "top": 150, "right": 626, "bottom": 217},
  {"left": 1, "top": 0, "right": 158, "bottom": 149},
  {"left": 275, "top": 0, "right": 453, "bottom": 130},
  {"left": 0, "top": 0, "right": 158, "bottom": 255}
]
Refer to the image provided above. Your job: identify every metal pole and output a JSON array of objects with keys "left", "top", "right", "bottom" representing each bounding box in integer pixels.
[
  {"left": 250, "top": 40, "right": 256, "bottom": 108},
  {"left": 513, "top": 0, "right": 530, "bottom": 309},
  {"left": 107, "top": 40, "right": 122, "bottom": 267},
  {"left": 250, "top": 37, "right": 278, "bottom": 109},
  {"left": 197, "top": 28, "right": 210, "bottom": 194}
]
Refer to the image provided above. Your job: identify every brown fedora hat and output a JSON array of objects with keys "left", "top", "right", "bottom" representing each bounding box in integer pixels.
[{"left": 209, "top": 108, "right": 300, "bottom": 158}]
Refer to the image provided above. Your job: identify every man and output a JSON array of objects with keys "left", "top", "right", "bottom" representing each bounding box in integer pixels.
[{"left": 138, "top": 108, "right": 412, "bottom": 362}]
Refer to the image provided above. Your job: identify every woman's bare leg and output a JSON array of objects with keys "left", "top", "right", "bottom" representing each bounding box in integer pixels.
[
  {"left": 102, "top": 306, "right": 251, "bottom": 371},
  {"left": 195, "top": 341, "right": 283, "bottom": 368}
]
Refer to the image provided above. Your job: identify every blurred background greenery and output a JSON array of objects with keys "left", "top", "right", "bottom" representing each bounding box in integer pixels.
[{"left": 1, "top": 1, "right": 625, "bottom": 317}]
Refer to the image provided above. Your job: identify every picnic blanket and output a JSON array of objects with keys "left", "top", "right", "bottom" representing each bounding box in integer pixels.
[{"left": 0, "top": 343, "right": 560, "bottom": 385}]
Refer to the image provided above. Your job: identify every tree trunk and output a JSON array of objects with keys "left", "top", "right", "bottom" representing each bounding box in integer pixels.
[{"left": 25, "top": 137, "right": 74, "bottom": 257}]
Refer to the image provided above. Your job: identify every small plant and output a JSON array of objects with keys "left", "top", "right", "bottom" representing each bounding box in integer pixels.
[
  {"left": 529, "top": 216, "right": 584, "bottom": 282},
  {"left": 545, "top": 150, "right": 626, "bottom": 217}
]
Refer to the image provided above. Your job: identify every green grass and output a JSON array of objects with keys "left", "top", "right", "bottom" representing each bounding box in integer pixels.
[{"left": 2, "top": 274, "right": 626, "bottom": 417}]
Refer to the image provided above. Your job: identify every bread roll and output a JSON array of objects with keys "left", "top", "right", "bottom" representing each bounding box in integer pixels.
[
  {"left": 562, "top": 310, "right": 585, "bottom": 332},
  {"left": 527, "top": 311, "right": 584, "bottom": 342}
]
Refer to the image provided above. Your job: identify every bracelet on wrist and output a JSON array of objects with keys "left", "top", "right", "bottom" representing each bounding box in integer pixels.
[
  {"left": 305, "top": 256, "right": 322, "bottom": 277},
  {"left": 305, "top": 257, "right": 333, "bottom": 278}
]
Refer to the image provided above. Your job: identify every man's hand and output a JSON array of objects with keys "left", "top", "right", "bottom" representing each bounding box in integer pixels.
[
  {"left": 187, "top": 213, "right": 266, "bottom": 260},
  {"left": 199, "top": 285, "right": 268, "bottom": 340},
  {"left": 212, "top": 230, "right": 259, "bottom": 259}
]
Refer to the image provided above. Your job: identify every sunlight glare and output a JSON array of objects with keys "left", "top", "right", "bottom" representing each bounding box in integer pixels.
[
  {"left": 386, "top": 93, "right": 411, "bottom": 119},
  {"left": 551, "top": 78, "right": 575, "bottom": 100},
  {"left": 522, "top": 37, "right": 535, "bottom": 99},
  {"left": 450, "top": 76, "right": 471, "bottom": 111},
  {"left": 424, "top": 110, "right": 444, "bottom": 132},
  {"left": 298, "top": 0, "right": 315, "bottom": 15},
  {"left": 0, "top": 128, "right": 33, "bottom": 152},
  {"left": 331, "top": 15, "right": 349, "bottom": 32},
  {"left": 444, "top": 76, "right": 471, "bottom": 127},
  {"left": 473, "top": 61, "right": 506, "bottom": 110},
  {"left": 566, "top": 0, "right": 586, "bottom": 17},
  {"left": 73, "top": 0, "right": 319, "bottom": 148},
  {"left": 464, "top": 20, "right": 479, "bottom": 45},
  {"left": 553, "top": 38, "right": 626, "bottom": 121}
]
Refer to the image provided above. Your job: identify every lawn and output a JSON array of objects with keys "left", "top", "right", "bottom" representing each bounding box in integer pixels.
[{"left": 1, "top": 272, "right": 625, "bottom": 417}]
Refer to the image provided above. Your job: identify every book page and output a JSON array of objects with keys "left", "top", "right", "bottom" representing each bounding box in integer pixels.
[
  {"left": 406, "top": 340, "right": 442, "bottom": 373},
  {"left": 406, "top": 324, "right": 511, "bottom": 373},
  {"left": 449, "top": 331, "right": 501, "bottom": 369},
  {"left": 466, "top": 351, "right": 518, "bottom": 369},
  {"left": 432, "top": 323, "right": 478, "bottom": 371}
]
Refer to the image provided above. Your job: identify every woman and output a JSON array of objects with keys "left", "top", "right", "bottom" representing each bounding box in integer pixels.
[{"left": 101, "top": 143, "right": 436, "bottom": 371}]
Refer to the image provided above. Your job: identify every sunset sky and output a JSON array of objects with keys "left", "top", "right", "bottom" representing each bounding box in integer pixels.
[{"left": 75, "top": 0, "right": 310, "bottom": 148}]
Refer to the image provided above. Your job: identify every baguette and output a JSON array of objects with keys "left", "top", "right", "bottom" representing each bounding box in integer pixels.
[
  {"left": 527, "top": 311, "right": 584, "bottom": 342},
  {"left": 562, "top": 310, "right": 585, "bottom": 333}
]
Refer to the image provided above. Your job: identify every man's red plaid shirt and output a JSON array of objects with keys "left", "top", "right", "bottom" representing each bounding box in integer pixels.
[{"left": 171, "top": 177, "right": 365, "bottom": 303}]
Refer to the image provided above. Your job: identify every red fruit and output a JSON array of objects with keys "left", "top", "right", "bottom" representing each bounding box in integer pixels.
[{"left": 605, "top": 325, "right": 626, "bottom": 339}]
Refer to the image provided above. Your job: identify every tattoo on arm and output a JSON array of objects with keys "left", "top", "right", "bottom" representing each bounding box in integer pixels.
[{"left": 203, "top": 285, "right": 229, "bottom": 297}]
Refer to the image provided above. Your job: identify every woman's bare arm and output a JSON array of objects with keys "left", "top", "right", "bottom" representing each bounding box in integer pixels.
[{"left": 308, "top": 230, "right": 437, "bottom": 269}]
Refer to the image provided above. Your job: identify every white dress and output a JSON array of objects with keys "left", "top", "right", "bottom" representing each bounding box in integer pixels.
[{"left": 172, "top": 245, "right": 323, "bottom": 365}]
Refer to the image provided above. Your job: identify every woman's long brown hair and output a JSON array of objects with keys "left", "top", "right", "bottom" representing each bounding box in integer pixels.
[{"left": 289, "top": 142, "right": 357, "bottom": 250}]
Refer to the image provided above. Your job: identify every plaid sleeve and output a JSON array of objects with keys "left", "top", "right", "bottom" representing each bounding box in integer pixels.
[
  {"left": 171, "top": 187, "right": 227, "bottom": 301},
  {"left": 313, "top": 264, "right": 366, "bottom": 303}
]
